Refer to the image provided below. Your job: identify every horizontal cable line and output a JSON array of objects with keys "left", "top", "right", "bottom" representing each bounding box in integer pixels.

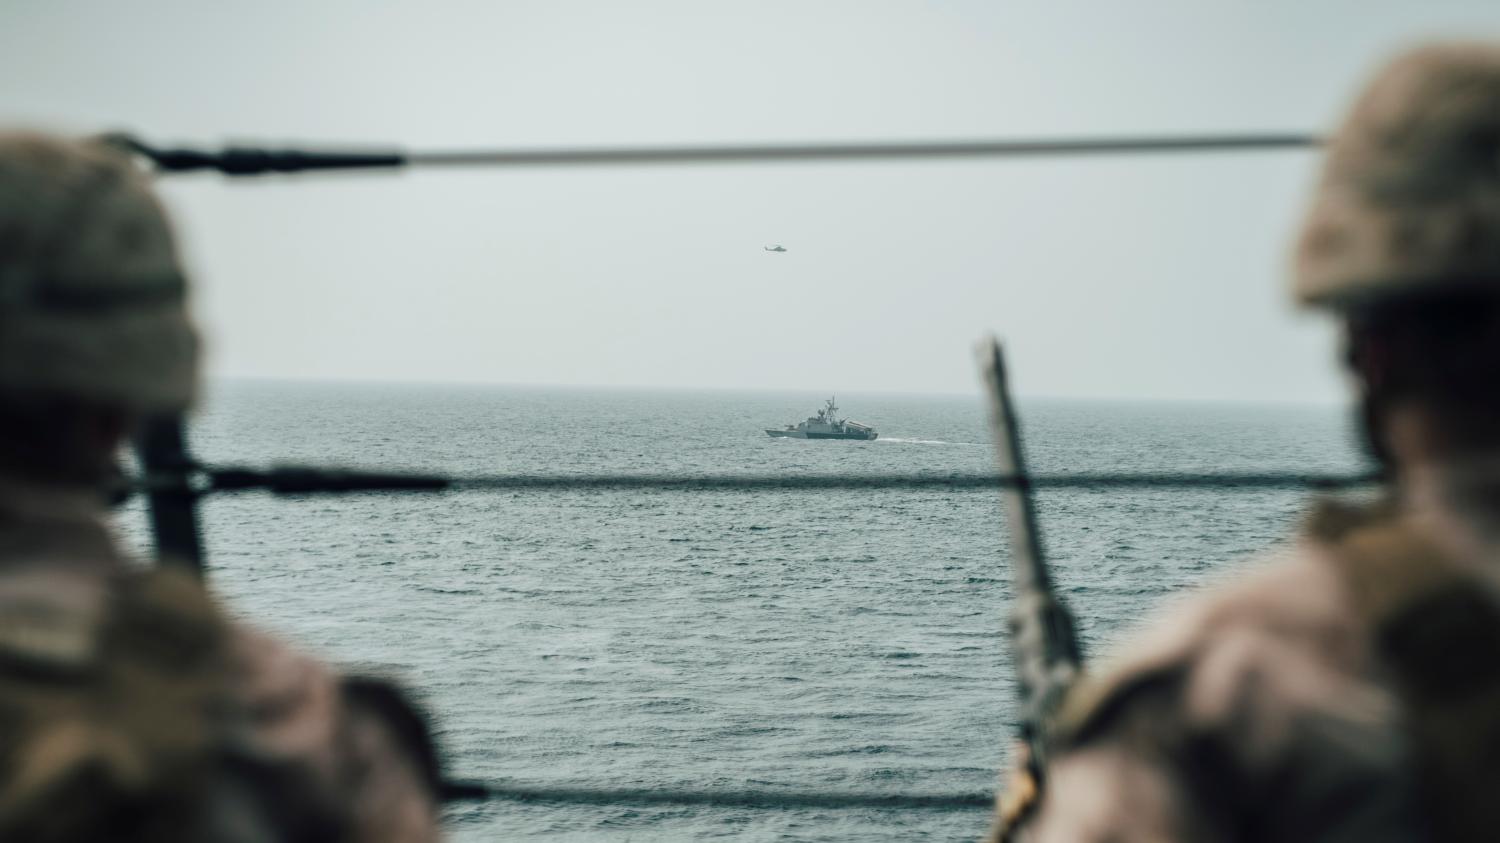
[
  {"left": 112, "top": 133, "right": 1320, "bottom": 177},
  {"left": 126, "top": 466, "right": 1382, "bottom": 497},
  {"left": 441, "top": 782, "right": 992, "bottom": 811},
  {"left": 407, "top": 134, "right": 1320, "bottom": 168},
  {"left": 442, "top": 471, "right": 1376, "bottom": 492}
]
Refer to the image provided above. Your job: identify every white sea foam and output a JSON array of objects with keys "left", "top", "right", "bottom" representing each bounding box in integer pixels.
[{"left": 875, "top": 437, "right": 983, "bottom": 447}]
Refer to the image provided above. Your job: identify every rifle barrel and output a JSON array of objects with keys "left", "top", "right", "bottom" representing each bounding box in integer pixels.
[
  {"left": 981, "top": 340, "right": 1054, "bottom": 598},
  {"left": 978, "top": 337, "right": 1083, "bottom": 774}
]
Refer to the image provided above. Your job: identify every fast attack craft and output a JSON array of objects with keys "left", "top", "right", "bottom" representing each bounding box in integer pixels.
[{"left": 765, "top": 397, "right": 877, "bottom": 440}]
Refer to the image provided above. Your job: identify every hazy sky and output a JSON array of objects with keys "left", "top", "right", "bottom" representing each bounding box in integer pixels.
[{"left": 4, "top": 1, "right": 1500, "bottom": 401}]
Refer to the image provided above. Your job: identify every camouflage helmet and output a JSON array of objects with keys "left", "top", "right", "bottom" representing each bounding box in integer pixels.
[
  {"left": 1294, "top": 43, "right": 1500, "bottom": 309},
  {"left": 0, "top": 132, "right": 198, "bottom": 411}
]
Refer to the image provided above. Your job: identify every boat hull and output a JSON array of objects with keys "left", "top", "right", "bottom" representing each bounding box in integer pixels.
[{"left": 765, "top": 429, "right": 878, "bottom": 441}]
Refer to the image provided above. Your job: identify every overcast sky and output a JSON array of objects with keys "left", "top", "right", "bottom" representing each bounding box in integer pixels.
[{"left": 4, "top": 1, "right": 1499, "bottom": 401}]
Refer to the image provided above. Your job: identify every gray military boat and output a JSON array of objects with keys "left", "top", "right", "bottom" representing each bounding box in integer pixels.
[{"left": 765, "top": 397, "right": 877, "bottom": 440}]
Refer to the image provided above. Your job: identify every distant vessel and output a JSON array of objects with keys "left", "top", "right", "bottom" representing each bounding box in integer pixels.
[{"left": 765, "top": 397, "right": 877, "bottom": 440}]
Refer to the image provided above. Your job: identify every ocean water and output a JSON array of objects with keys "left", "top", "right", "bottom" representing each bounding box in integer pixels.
[{"left": 117, "top": 383, "right": 1365, "bottom": 841}]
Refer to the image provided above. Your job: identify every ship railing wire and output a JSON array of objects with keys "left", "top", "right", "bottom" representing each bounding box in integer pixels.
[
  {"left": 133, "top": 463, "right": 1378, "bottom": 813},
  {"left": 149, "top": 467, "right": 1379, "bottom": 496},
  {"left": 440, "top": 782, "right": 993, "bottom": 811},
  {"left": 125, "top": 128, "right": 1340, "bottom": 815}
]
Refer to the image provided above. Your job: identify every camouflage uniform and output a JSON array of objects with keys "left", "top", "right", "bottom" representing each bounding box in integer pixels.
[
  {"left": 0, "top": 132, "right": 442, "bottom": 840},
  {"left": 1000, "top": 44, "right": 1500, "bottom": 843}
]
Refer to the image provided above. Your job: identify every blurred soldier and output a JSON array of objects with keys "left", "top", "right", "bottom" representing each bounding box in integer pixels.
[
  {"left": 0, "top": 132, "right": 442, "bottom": 841},
  {"left": 997, "top": 43, "right": 1500, "bottom": 842}
]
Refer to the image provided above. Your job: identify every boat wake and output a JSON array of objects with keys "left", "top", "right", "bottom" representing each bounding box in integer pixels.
[{"left": 875, "top": 437, "right": 984, "bottom": 447}]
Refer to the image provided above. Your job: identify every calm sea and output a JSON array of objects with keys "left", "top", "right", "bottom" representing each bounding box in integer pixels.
[{"left": 116, "top": 383, "right": 1365, "bottom": 841}]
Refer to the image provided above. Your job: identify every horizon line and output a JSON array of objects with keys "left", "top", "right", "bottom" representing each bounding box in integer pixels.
[{"left": 202, "top": 373, "right": 1347, "bottom": 408}]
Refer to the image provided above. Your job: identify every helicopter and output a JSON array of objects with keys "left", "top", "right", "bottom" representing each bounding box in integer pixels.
[{"left": 763, "top": 244, "right": 787, "bottom": 252}]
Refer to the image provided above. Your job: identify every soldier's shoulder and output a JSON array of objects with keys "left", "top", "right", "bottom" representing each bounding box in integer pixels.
[
  {"left": 1055, "top": 539, "right": 1364, "bottom": 748},
  {"left": 214, "top": 622, "right": 442, "bottom": 836}
]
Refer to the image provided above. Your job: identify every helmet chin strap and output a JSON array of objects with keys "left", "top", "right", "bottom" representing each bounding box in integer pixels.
[
  {"left": 134, "top": 415, "right": 204, "bottom": 574},
  {"left": 1345, "top": 327, "right": 1397, "bottom": 475}
]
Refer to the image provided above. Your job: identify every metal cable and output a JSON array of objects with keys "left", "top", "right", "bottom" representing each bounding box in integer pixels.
[
  {"left": 446, "top": 470, "right": 1374, "bottom": 492},
  {"left": 406, "top": 133, "right": 1320, "bottom": 169},
  {"left": 171, "top": 467, "right": 1379, "bottom": 497},
  {"left": 442, "top": 782, "right": 991, "bottom": 811},
  {"left": 113, "top": 133, "right": 1320, "bottom": 176}
]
